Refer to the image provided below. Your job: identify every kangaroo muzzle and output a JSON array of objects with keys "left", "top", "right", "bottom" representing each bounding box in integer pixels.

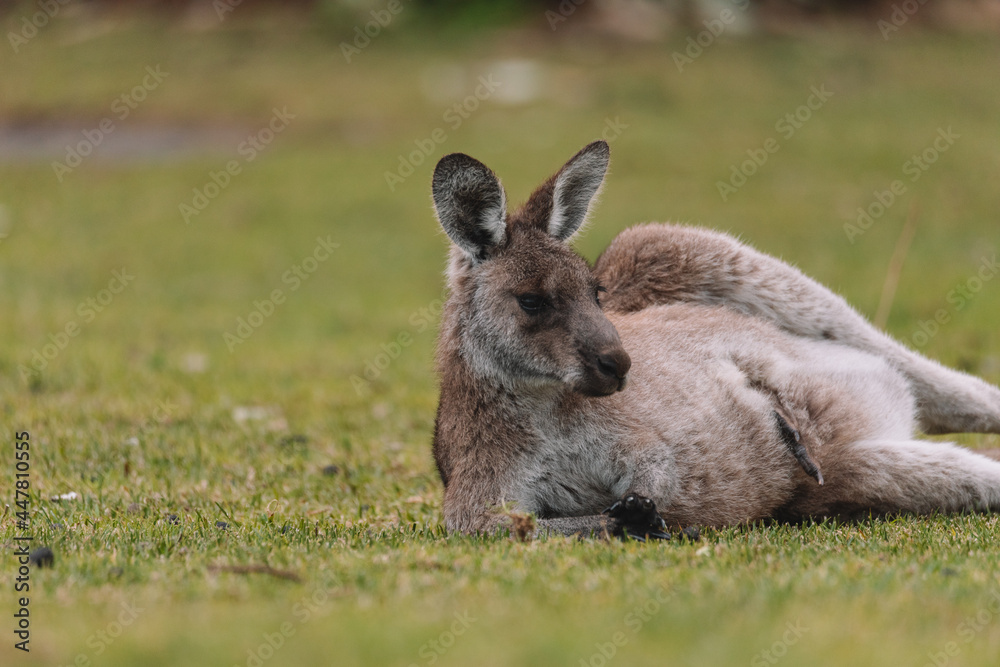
[
  {"left": 577, "top": 318, "right": 631, "bottom": 396},
  {"left": 596, "top": 348, "right": 631, "bottom": 390}
]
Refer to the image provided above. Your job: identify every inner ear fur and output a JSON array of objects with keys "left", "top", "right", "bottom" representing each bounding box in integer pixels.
[
  {"left": 548, "top": 140, "right": 610, "bottom": 241},
  {"left": 432, "top": 152, "right": 508, "bottom": 260}
]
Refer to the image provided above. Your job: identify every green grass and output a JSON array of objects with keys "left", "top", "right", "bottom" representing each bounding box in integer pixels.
[{"left": 2, "top": 11, "right": 1000, "bottom": 667}]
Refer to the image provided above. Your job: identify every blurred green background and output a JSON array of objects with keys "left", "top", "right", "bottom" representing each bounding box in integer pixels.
[{"left": 1, "top": 1, "right": 999, "bottom": 665}]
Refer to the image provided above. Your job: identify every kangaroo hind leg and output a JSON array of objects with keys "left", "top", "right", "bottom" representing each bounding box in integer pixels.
[
  {"left": 595, "top": 224, "right": 1000, "bottom": 435},
  {"left": 781, "top": 439, "right": 1000, "bottom": 520}
]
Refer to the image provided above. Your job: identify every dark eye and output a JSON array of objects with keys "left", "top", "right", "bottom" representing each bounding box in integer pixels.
[
  {"left": 596, "top": 285, "right": 607, "bottom": 305},
  {"left": 517, "top": 294, "right": 545, "bottom": 314}
]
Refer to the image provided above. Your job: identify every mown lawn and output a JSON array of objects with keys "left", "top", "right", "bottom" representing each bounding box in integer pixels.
[{"left": 1, "top": 9, "right": 999, "bottom": 667}]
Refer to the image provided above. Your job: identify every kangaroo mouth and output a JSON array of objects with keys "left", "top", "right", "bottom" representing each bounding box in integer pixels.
[{"left": 576, "top": 371, "right": 629, "bottom": 397}]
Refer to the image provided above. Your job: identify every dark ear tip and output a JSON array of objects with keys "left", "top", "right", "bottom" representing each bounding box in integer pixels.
[
  {"left": 566, "top": 140, "right": 610, "bottom": 171},
  {"left": 584, "top": 140, "right": 610, "bottom": 156},
  {"left": 432, "top": 152, "right": 494, "bottom": 187},
  {"left": 433, "top": 152, "right": 471, "bottom": 177},
  {"left": 435, "top": 152, "right": 473, "bottom": 168}
]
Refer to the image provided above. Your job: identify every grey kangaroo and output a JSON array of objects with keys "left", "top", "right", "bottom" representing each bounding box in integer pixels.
[{"left": 430, "top": 140, "right": 1000, "bottom": 540}]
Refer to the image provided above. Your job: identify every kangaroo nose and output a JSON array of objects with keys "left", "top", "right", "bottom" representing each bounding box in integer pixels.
[{"left": 597, "top": 349, "right": 631, "bottom": 380}]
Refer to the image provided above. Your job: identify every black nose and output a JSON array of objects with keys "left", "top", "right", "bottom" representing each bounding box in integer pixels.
[{"left": 597, "top": 349, "right": 631, "bottom": 379}]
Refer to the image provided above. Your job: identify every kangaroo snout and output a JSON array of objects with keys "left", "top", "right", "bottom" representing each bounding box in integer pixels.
[
  {"left": 580, "top": 342, "right": 630, "bottom": 396},
  {"left": 575, "top": 310, "right": 632, "bottom": 395},
  {"left": 597, "top": 349, "right": 631, "bottom": 384}
]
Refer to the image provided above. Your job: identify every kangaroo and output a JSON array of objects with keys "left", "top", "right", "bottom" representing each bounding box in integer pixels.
[{"left": 430, "top": 140, "right": 1000, "bottom": 539}]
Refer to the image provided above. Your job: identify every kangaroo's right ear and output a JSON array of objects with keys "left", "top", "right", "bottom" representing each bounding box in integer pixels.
[
  {"left": 548, "top": 140, "right": 609, "bottom": 241},
  {"left": 432, "top": 153, "right": 507, "bottom": 261}
]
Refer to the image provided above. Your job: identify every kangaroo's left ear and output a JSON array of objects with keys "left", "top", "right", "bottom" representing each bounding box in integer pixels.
[
  {"left": 547, "top": 140, "right": 610, "bottom": 241},
  {"left": 432, "top": 152, "right": 507, "bottom": 261}
]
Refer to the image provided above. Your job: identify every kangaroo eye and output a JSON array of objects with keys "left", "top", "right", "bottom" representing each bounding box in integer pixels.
[
  {"left": 596, "top": 285, "right": 606, "bottom": 305},
  {"left": 517, "top": 294, "right": 545, "bottom": 314}
]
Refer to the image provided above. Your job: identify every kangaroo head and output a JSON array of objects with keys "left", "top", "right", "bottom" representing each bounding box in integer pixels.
[{"left": 432, "top": 140, "right": 630, "bottom": 397}]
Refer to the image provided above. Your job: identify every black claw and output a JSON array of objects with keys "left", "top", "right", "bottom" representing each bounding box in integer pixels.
[
  {"left": 603, "top": 492, "right": 671, "bottom": 542},
  {"left": 775, "top": 411, "right": 824, "bottom": 485}
]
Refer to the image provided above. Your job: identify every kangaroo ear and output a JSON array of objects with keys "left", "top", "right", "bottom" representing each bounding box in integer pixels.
[
  {"left": 432, "top": 153, "right": 507, "bottom": 261},
  {"left": 548, "top": 140, "right": 609, "bottom": 241}
]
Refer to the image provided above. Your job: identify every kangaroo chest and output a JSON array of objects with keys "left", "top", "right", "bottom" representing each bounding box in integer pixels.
[{"left": 514, "top": 420, "right": 630, "bottom": 518}]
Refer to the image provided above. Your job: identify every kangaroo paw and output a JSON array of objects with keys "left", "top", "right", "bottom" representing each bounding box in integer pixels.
[{"left": 602, "top": 492, "right": 671, "bottom": 541}]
